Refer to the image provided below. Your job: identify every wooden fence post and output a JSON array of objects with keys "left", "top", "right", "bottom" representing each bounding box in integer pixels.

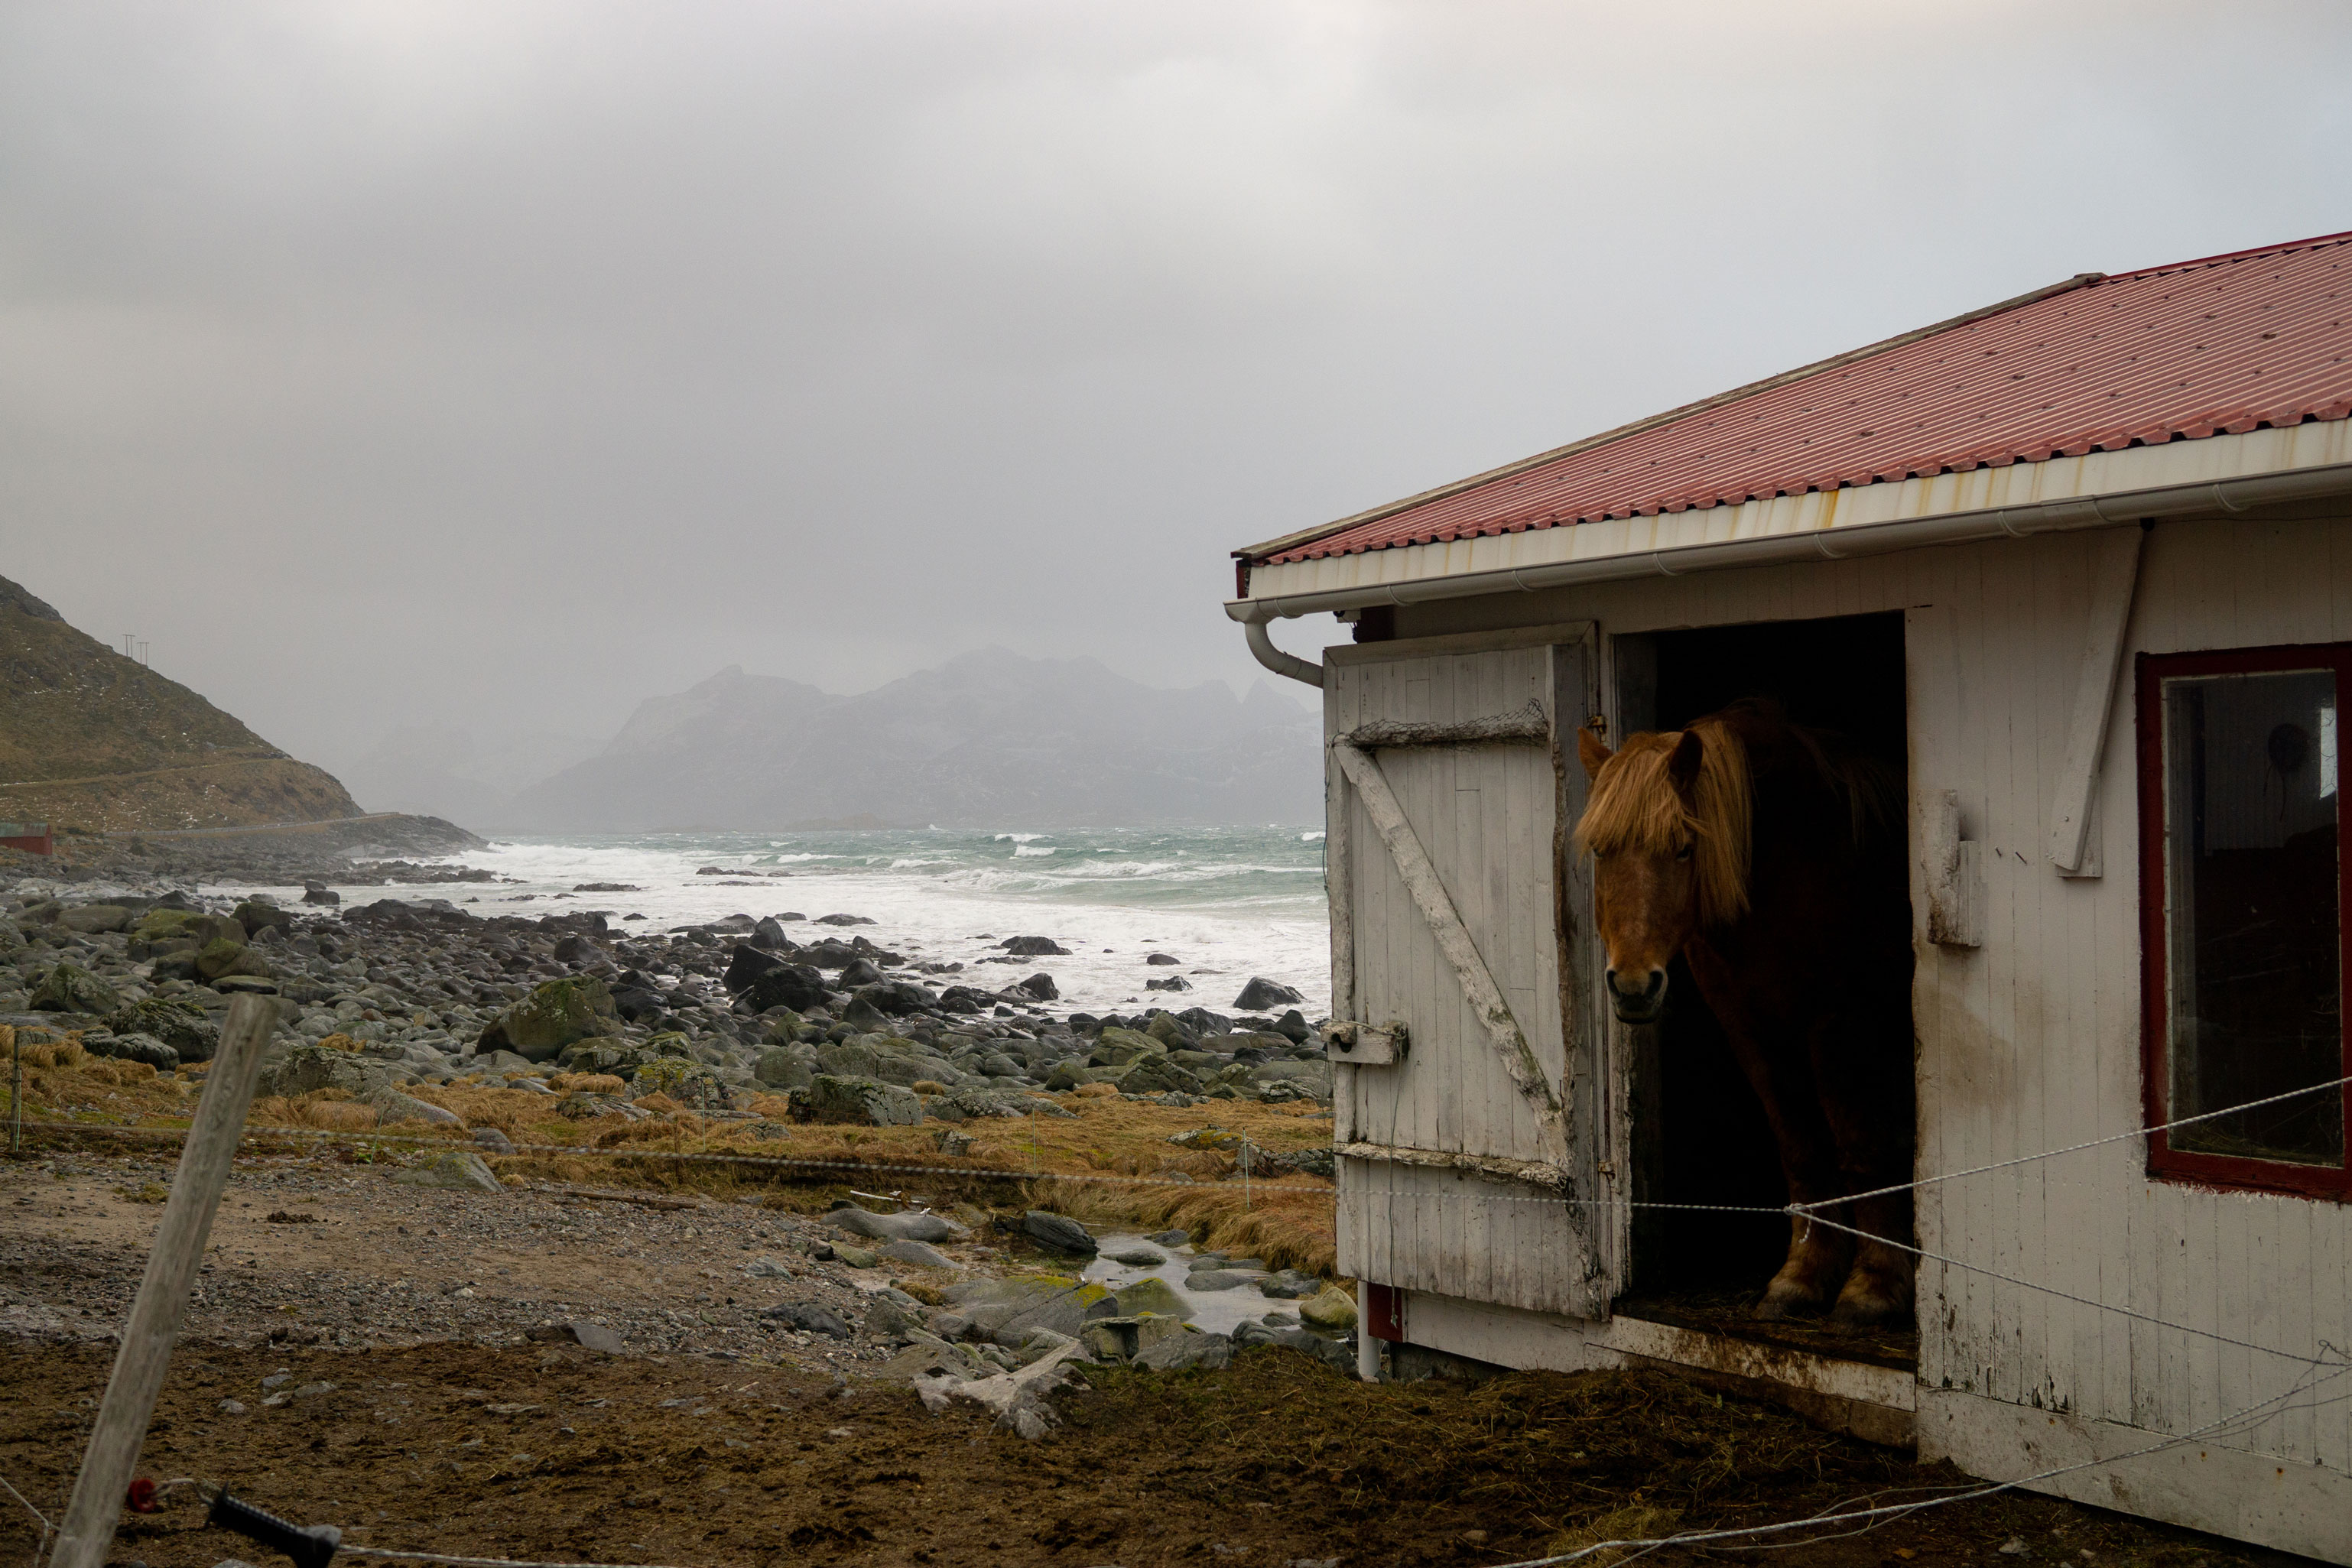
[{"left": 50, "top": 995, "right": 278, "bottom": 1568}]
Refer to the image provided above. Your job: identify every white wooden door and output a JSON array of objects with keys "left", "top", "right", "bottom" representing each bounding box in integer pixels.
[{"left": 1324, "top": 626, "right": 1613, "bottom": 1320}]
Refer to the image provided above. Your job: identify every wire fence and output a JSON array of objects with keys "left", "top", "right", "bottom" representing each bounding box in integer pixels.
[{"left": 8, "top": 1075, "right": 2351, "bottom": 1568}]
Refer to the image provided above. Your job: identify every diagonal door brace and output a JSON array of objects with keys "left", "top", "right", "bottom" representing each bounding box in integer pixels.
[{"left": 1330, "top": 738, "right": 1569, "bottom": 1162}]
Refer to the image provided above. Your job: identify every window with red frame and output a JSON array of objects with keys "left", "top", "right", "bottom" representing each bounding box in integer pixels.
[{"left": 2139, "top": 644, "right": 2352, "bottom": 1198}]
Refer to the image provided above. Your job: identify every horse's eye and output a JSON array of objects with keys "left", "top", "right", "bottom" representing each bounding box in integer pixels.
[{"left": 1674, "top": 844, "right": 1694, "bottom": 862}]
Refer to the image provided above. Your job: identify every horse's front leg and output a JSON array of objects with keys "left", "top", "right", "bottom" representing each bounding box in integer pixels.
[
  {"left": 1810, "top": 998, "right": 1917, "bottom": 1327},
  {"left": 1687, "top": 950, "right": 1848, "bottom": 1320}
]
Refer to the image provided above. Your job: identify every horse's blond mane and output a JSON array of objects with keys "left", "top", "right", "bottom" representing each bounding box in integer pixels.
[{"left": 1574, "top": 716, "right": 1754, "bottom": 926}]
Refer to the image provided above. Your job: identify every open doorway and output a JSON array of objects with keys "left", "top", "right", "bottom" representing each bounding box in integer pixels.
[{"left": 1611, "top": 611, "right": 1913, "bottom": 1352}]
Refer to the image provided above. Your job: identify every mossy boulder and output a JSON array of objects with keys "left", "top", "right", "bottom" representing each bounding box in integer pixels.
[
  {"left": 106, "top": 998, "right": 221, "bottom": 1063},
  {"left": 1112, "top": 1277, "right": 1190, "bottom": 1317},
  {"left": 791, "top": 1073, "right": 923, "bottom": 1127},
  {"left": 1121, "top": 1055, "right": 1205, "bottom": 1096},
  {"left": 138, "top": 910, "right": 244, "bottom": 946},
  {"left": 1088, "top": 1027, "right": 1165, "bottom": 1067},
  {"left": 196, "top": 938, "right": 274, "bottom": 982},
  {"left": 232, "top": 899, "right": 295, "bottom": 937},
  {"left": 630, "top": 1055, "right": 728, "bottom": 1102},
  {"left": 943, "top": 1275, "right": 1113, "bottom": 1345},
  {"left": 476, "top": 976, "right": 621, "bottom": 1063},
  {"left": 28, "top": 963, "right": 122, "bottom": 1015},
  {"left": 132, "top": 908, "right": 202, "bottom": 942},
  {"left": 1298, "top": 1283, "right": 1358, "bottom": 1331},
  {"left": 1142, "top": 1011, "right": 1196, "bottom": 1048},
  {"left": 255, "top": 1042, "right": 389, "bottom": 1098},
  {"left": 553, "top": 1038, "right": 643, "bottom": 1078},
  {"left": 817, "top": 1035, "right": 932, "bottom": 1086},
  {"left": 755, "top": 1046, "right": 815, "bottom": 1090},
  {"left": 1044, "top": 1060, "right": 1129, "bottom": 1091}
]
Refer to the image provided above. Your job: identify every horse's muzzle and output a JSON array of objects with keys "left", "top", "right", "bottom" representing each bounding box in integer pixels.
[{"left": 1605, "top": 966, "right": 1668, "bottom": 1023}]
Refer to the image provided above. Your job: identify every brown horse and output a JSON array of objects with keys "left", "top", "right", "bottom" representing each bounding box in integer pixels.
[{"left": 1576, "top": 700, "right": 1916, "bottom": 1326}]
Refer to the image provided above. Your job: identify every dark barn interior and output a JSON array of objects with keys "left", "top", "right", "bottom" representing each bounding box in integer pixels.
[{"left": 1613, "top": 611, "right": 1912, "bottom": 1307}]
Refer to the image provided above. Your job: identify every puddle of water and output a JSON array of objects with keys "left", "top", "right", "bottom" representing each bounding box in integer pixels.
[{"left": 1080, "top": 1233, "right": 1301, "bottom": 1336}]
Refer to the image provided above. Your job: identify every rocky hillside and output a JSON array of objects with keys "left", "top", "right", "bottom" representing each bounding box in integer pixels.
[
  {"left": 0, "top": 573, "right": 364, "bottom": 833},
  {"left": 499, "top": 649, "right": 1320, "bottom": 832}
]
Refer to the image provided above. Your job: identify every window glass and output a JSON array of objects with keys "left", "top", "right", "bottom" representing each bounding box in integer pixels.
[{"left": 2160, "top": 667, "right": 2345, "bottom": 1167}]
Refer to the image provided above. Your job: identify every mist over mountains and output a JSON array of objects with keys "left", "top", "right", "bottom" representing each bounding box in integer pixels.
[{"left": 340, "top": 649, "right": 1321, "bottom": 833}]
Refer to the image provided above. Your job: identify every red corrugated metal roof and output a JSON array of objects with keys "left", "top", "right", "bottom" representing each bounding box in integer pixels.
[{"left": 1249, "top": 231, "right": 2352, "bottom": 567}]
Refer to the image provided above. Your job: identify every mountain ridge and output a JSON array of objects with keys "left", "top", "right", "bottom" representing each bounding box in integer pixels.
[
  {"left": 0, "top": 571, "right": 365, "bottom": 833},
  {"left": 387, "top": 648, "right": 1321, "bottom": 832}
]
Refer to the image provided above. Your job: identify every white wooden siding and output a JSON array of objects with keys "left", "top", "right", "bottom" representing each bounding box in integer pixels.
[{"left": 1363, "top": 512, "right": 2352, "bottom": 1487}]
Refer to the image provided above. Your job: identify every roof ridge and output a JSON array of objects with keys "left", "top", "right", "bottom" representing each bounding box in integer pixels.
[
  {"left": 2094, "top": 229, "right": 2352, "bottom": 284},
  {"left": 1234, "top": 271, "right": 2105, "bottom": 564},
  {"left": 1232, "top": 272, "right": 2116, "bottom": 566}
]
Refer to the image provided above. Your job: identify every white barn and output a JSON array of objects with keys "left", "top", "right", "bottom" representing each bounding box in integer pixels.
[{"left": 1228, "top": 232, "right": 2352, "bottom": 1563}]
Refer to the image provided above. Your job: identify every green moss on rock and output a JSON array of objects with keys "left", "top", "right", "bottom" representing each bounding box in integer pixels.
[
  {"left": 476, "top": 976, "right": 621, "bottom": 1063},
  {"left": 28, "top": 963, "right": 121, "bottom": 1014}
]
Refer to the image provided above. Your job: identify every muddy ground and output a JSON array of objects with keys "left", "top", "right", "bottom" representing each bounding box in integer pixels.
[{"left": 0, "top": 1150, "right": 2292, "bottom": 1568}]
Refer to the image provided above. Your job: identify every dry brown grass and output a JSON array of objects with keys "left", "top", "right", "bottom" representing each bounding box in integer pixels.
[
  {"left": 247, "top": 1090, "right": 378, "bottom": 1133},
  {"left": 8, "top": 1040, "right": 1344, "bottom": 1277}
]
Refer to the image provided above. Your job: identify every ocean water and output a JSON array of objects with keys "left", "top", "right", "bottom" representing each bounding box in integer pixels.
[{"left": 304, "top": 825, "right": 1334, "bottom": 1018}]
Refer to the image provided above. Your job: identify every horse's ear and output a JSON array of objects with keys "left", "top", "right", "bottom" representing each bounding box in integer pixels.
[
  {"left": 1576, "top": 726, "right": 1614, "bottom": 782},
  {"left": 1668, "top": 729, "right": 1705, "bottom": 797}
]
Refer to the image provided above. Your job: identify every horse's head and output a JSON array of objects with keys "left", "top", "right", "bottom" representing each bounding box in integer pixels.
[{"left": 1575, "top": 720, "right": 1751, "bottom": 1024}]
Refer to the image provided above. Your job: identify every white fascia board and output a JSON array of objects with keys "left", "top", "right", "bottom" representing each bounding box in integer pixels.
[{"left": 1233, "top": 419, "right": 2352, "bottom": 618}]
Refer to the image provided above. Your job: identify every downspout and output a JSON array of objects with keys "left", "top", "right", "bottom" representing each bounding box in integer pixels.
[{"left": 1244, "top": 613, "right": 1325, "bottom": 688}]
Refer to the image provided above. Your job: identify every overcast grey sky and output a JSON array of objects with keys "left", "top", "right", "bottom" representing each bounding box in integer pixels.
[{"left": 5, "top": 1, "right": 2348, "bottom": 773}]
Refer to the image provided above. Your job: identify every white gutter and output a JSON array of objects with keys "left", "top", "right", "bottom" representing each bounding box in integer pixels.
[{"left": 1229, "top": 460, "right": 2352, "bottom": 633}]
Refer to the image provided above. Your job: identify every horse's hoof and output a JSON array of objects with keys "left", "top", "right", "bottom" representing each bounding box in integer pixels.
[
  {"left": 1830, "top": 1278, "right": 1912, "bottom": 1327},
  {"left": 1754, "top": 1284, "right": 1826, "bottom": 1321}
]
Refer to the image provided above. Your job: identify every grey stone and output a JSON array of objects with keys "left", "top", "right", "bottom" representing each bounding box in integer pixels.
[
  {"left": 744, "top": 1255, "right": 794, "bottom": 1278},
  {"left": 940, "top": 1277, "right": 1110, "bottom": 1346},
  {"left": 792, "top": 1074, "right": 922, "bottom": 1126},
  {"left": 1233, "top": 1320, "right": 1356, "bottom": 1375},
  {"left": 1146, "top": 1229, "right": 1191, "bottom": 1246},
  {"left": 369, "top": 1086, "right": 460, "bottom": 1126},
  {"left": 999, "top": 937, "right": 1068, "bottom": 956},
  {"left": 528, "top": 1320, "right": 623, "bottom": 1354},
  {"left": 390, "top": 1151, "right": 502, "bottom": 1192},
  {"left": 1106, "top": 1247, "right": 1165, "bottom": 1267},
  {"left": 472, "top": 1126, "right": 515, "bottom": 1153},
  {"left": 1021, "top": 1210, "right": 1096, "bottom": 1256},
  {"left": 754, "top": 1047, "right": 813, "bottom": 1089},
  {"left": 1232, "top": 976, "right": 1305, "bottom": 1010},
  {"left": 760, "top": 1301, "right": 853, "bottom": 1339},
  {"left": 88, "top": 1031, "right": 179, "bottom": 1071},
  {"left": 866, "top": 1297, "right": 919, "bottom": 1340},
  {"left": 1111, "top": 1277, "right": 1188, "bottom": 1317},
  {"left": 28, "top": 963, "right": 121, "bottom": 1014},
  {"left": 106, "top": 997, "right": 219, "bottom": 1063},
  {"left": 879, "top": 1238, "right": 956, "bottom": 1271},
  {"left": 826, "top": 1204, "right": 967, "bottom": 1243},
  {"left": 1184, "top": 1269, "right": 1265, "bottom": 1291},
  {"left": 1132, "top": 1327, "right": 1233, "bottom": 1372},
  {"left": 1249, "top": 1057, "right": 1333, "bottom": 1096},
  {"left": 1257, "top": 1268, "right": 1323, "bottom": 1299},
  {"left": 853, "top": 979, "right": 937, "bottom": 1015}
]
